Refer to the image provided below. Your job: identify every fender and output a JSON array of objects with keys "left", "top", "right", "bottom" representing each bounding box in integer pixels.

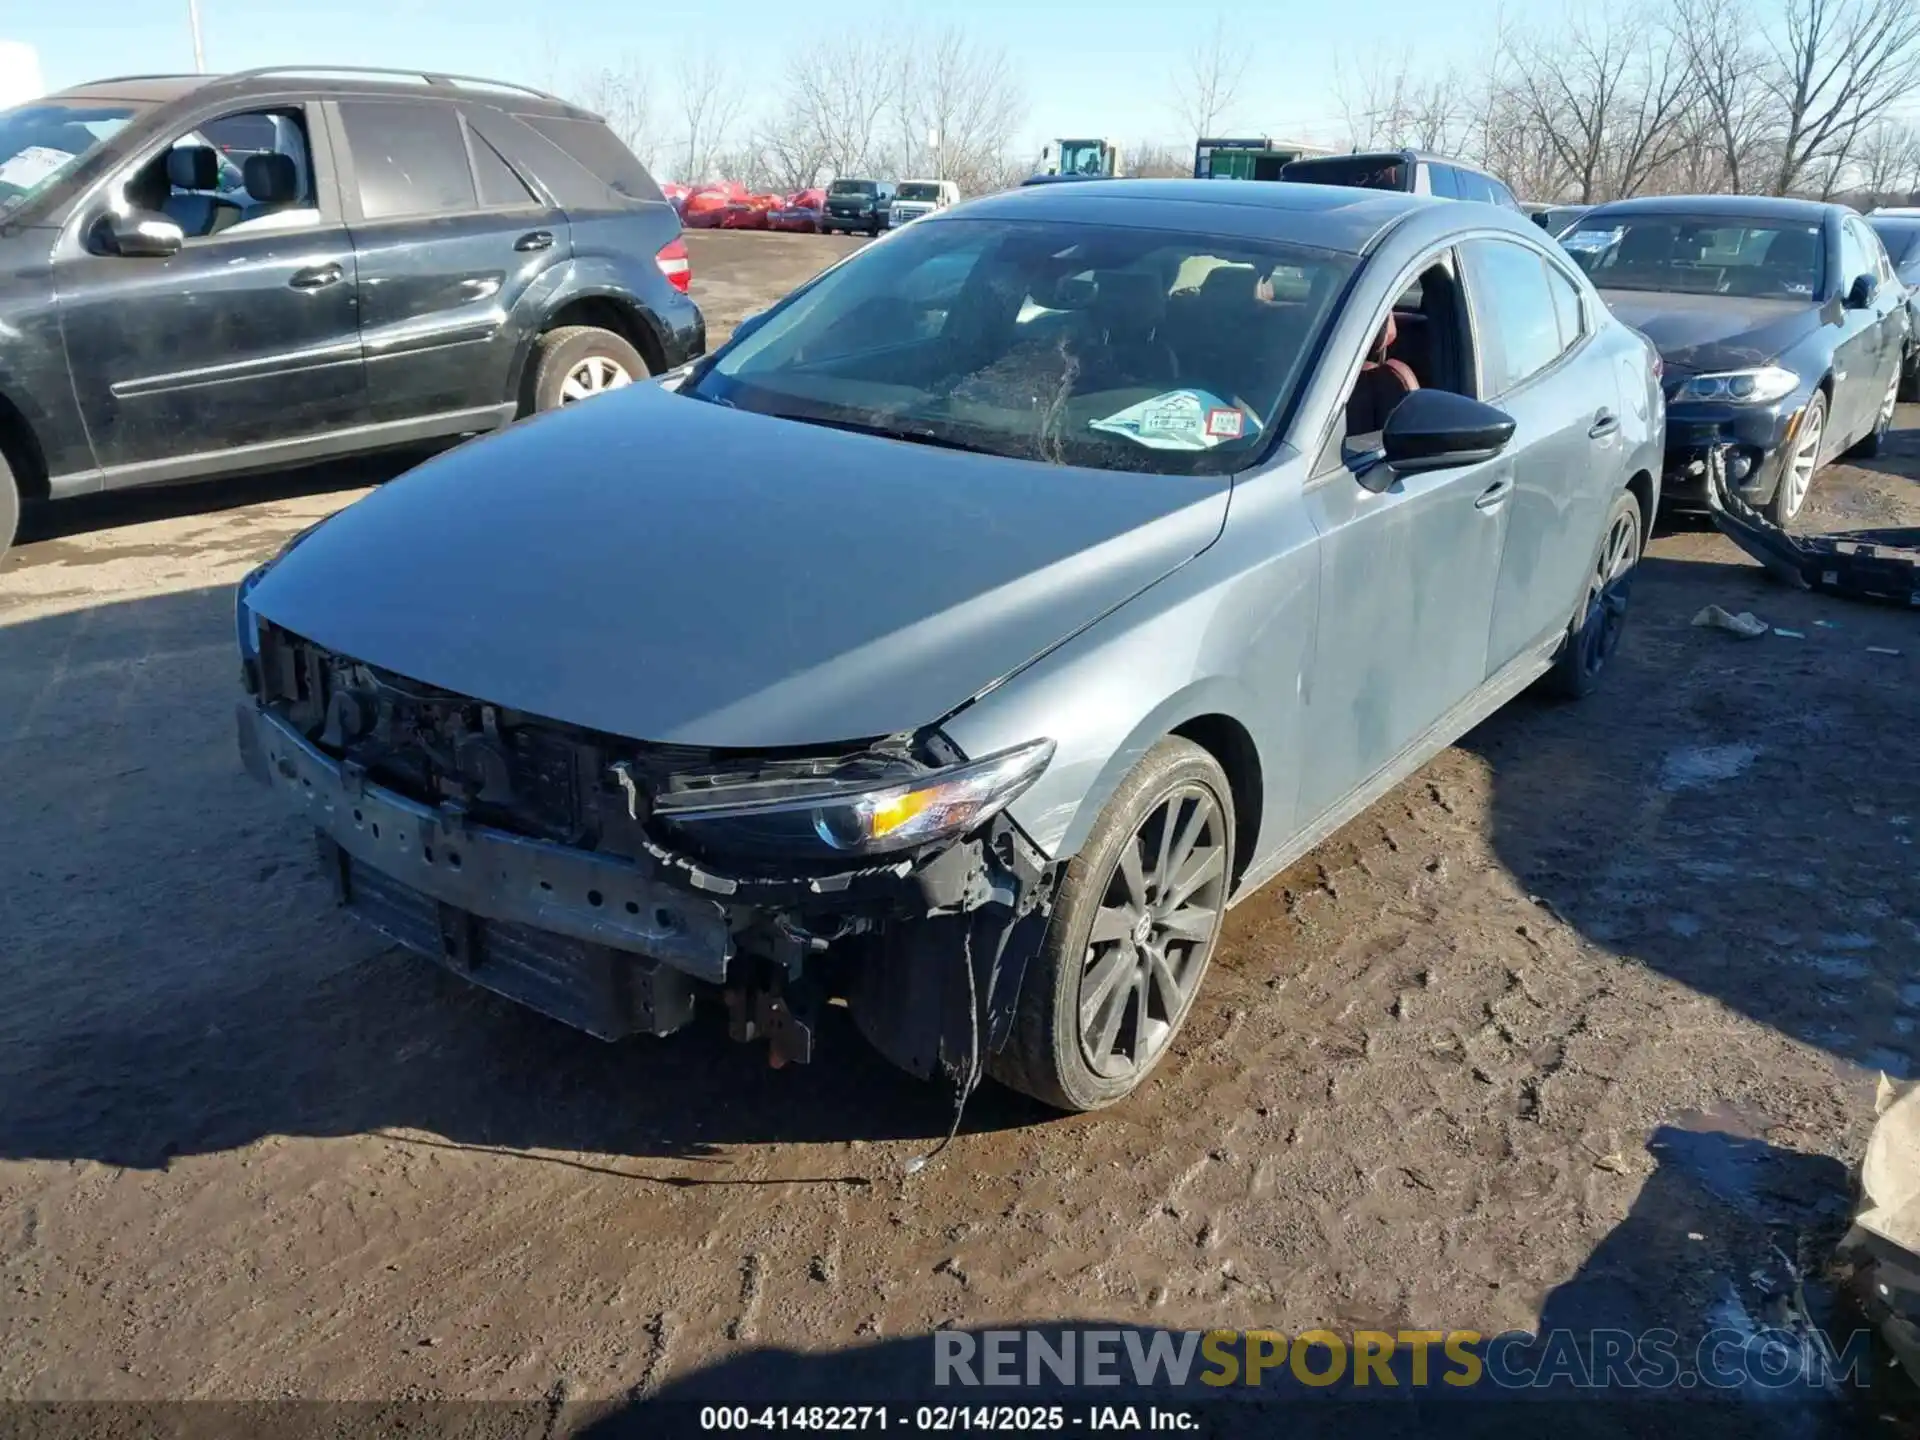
[{"left": 503, "top": 258, "right": 668, "bottom": 400}]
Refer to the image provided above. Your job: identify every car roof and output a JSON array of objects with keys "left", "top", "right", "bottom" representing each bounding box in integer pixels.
[
  {"left": 955, "top": 178, "right": 1446, "bottom": 255},
  {"left": 1581, "top": 193, "right": 1839, "bottom": 224},
  {"left": 44, "top": 67, "right": 586, "bottom": 118}
]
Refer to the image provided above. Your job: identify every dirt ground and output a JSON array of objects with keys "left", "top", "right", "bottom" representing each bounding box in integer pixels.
[{"left": 2, "top": 230, "right": 1918, "bottom": 1430}]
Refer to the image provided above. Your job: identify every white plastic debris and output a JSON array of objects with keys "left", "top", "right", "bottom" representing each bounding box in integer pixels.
[{"left": 1691, "top": 604, "right": 1769, "bottom": 639}]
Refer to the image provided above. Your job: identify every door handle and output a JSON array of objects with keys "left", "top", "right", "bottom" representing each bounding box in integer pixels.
[
  {"left": 1588, "top": 411, "right": 1620, "bottom": 439},
  {"left": 289, "top": 262, "right": 343, "bottom": 290},
  {"left": 1474, "top": 476, "right": 1514, "bottom": 511},
  {"left": 514, "top": 230, "right": 554, "bottom": 252}
]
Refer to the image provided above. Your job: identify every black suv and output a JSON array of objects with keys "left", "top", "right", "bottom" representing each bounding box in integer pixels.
[
  {"left": 1278, "top": 150, "right": 1525, "bottom": 211},
  {"left": 0, "top": 66, "right": 706, "bottom": 555},
  {"left": 821, "top": 178, "right": 895, "bottom": 236}
]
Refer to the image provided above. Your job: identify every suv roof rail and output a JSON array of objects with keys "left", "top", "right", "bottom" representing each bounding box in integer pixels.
[{"left": 218, "top": 65, "right": 567, "bottom": 102}]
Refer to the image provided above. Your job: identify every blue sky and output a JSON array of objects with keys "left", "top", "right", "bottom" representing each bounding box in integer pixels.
[{"left": 16, "top": 0, "right": 1500, "bottom": 156}]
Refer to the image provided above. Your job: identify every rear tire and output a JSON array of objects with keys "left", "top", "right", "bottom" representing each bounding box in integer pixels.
[
  {"left": 1545, "top": 488, "right": 1642, "bottom": 700},
  {"left": 0, "top": 452, "right": 17, "bottom": 560},
  {"left": 523, "top": 325, "right": 648, "bottom": 415},
  {"left": 989, "top": 737, "right": 1234, "bottom": 1112},
  {"left": 1848, "top": 371, "right": 1900, "bottom": 460}
]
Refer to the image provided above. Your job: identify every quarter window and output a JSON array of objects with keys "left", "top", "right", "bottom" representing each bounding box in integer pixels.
[
  {"left": 1547, "top": 265, "right": 1585, "bottom": 349},
  {"left": 469, "top": 128, "right": 536, "bottom": 207},
  {"left": 1454, "top": 168, "right": 1495, "bottom": 204},
  {"left": 338, "top": 100, "right": 476, "bottom": 220},
  {"left": 1462, "top": 238, "right": 1564, "bottom": 395}
]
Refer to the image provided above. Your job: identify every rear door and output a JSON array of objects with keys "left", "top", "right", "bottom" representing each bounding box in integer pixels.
[
  {"left": 326, "top": 96, "right": 569, "bottom": 426},
  {"left": 1461, "top": 235, "right": 1625, "bottom": 674}
]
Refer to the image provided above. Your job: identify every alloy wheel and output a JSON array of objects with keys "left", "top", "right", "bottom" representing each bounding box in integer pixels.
[
  {"left": 1880, "top": 372, "right": 1900, "bottom": 433},
  {"left": 1780, "top": 402, "right": 1824, "bottom": 520},
  {"left": 1076, "top": 784, "right": 1227, "bottom": 1080},
  {"left": 559, "top": 355, "right": 633, "bottom": 404},
  {"left": 1576, "top": 505, "right": 1641, "bottom": 680}
]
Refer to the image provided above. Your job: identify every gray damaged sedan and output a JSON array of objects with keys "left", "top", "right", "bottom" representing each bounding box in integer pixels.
[{"left": 235, "top": 180, "right": 1664, "bottom": 1111}]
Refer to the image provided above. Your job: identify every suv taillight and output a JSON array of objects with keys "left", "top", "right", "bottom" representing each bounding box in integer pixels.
[{"left": 655, "top": 237, "right": 691, "bottom": 294}]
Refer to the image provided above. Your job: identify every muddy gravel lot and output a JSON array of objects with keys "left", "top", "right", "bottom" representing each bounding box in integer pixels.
[{"left": 2, "top": 231, "right": 1918, "bottom": 1433}]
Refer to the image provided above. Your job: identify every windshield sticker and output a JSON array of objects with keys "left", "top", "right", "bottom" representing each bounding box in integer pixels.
[
  {"left": 1561, "top": 227, "right": 1622, "bottom": 253},
  {"left": 1089, "top": 389, "right": 1260, "bottom": 451},
  {"left": 0, "top": 145, "right": 77, "bottom": 191}
]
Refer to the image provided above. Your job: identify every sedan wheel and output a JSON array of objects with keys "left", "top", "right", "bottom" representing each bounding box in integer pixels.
[
  {"left": 1546, "top": 488, "right": 1642, "bottom": 700},
  {"left": 1078, "top": 783, "right": 1227, "bottom": 1081},
  {"left": 1849, "top": 372, "right": 1901, "bottom": 460},
  {"left": 524, "top": 325, "right": 650, "bottom": 416},
  {"left": 1770, "top": 391, "right": 1825, "bottom": 525},
  {"left": 989, "top": 737, "right": 1234, "bottom": 1112}
]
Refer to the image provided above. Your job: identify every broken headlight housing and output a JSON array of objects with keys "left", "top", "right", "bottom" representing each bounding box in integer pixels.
[{"left": 652, "top": 738, "right": 1054, "bottom": 862}]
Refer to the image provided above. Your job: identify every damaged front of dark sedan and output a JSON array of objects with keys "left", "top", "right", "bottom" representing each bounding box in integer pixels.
[{"left": 235, "top": 180, "right": 1664, "bottom": 1112}]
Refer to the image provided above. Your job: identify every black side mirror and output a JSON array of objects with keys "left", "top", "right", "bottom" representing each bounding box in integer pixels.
[
  {"left": 102, "top": 209, "right": 184, "bottom": 258},
  {"left": 1846, "top": 273, "right": 1877, "bottom": 309},
  {"left": 1360, "top": 389, "right": 1516, "bottom": 489}
]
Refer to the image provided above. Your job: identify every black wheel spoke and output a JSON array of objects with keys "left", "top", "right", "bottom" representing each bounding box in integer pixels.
[
  {"left": 1116, "top": 836, "right": 1150, "bottom": 910},
  {"left": 1158, "top": 904, "right": 1218, "bottom": 944},
  {"left": 1080, "top": 946, "right": 1131, "bottom": 1032},
  {"left": 1089, "top": 904, "right": 1135, "bottom": 946},
  {"left": 1163, "top": 800, "right": 1208, "bottom": 888},
  {"left": 1162, "top": 843, "right": 1224, "bottom": 912},
  {"left": 1146, "top": 943, "right": 1182, "bottom": 1017},
  {"left": 1091, "top": 966, "right": 1132, "bottom": 1060}
]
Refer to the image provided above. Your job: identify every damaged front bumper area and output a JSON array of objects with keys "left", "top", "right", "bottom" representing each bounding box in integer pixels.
[{"left": 236, "top": 623, "right": 1058, "bottom": 1080}]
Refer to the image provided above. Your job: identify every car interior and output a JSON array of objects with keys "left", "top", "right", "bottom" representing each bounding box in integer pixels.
[
  {"left": 1340, "top": 260, "right": 1471, "bottom": 446},
  {"left": 125, "top": 108, "right": 318, "bottom": 241}
]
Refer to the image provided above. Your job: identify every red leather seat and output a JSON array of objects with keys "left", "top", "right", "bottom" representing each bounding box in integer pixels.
[{"left": 1346, "top": 314, "right": 1421, "bottom": 434}]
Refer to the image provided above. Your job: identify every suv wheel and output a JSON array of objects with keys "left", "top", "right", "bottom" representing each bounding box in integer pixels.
[
  {"left": 1545, "top": 488, "right": 1642, "bottom": 699},
  {"left": 525, "top": 326, "right": 648, "bottom": 414},
  {"left": 989, "top": 737, "right": 1234, "bottom": 1112},
  {"left": 0, "top": 451, "right": 17, "bottom": 559}
]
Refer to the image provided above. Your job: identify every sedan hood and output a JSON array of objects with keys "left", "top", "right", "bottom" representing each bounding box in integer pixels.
[
  {"left": 249, "top": 384, "right": 1230, "bottom": 748},
  {"left": 1597, "top": 290, "right": 1823, "bottom": 375}
]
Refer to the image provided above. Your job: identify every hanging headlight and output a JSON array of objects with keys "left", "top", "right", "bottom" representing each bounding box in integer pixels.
[{"left": 653, "top": 738, "right": 1055, "bottom": 861}]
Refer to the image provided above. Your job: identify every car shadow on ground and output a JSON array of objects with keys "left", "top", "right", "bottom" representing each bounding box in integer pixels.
[
  {"left": 6, "top": 447, "right": 435, "bottom": 550},
  {"left": 0, "top": 543, "right": 1913, "bottom": 1176},
  {"left": 1462, "top": 550, "right": 1920, "bottom": 1083},
  {"left": 564, "top": 1130, "right": 1901, "bottom": 1440}
]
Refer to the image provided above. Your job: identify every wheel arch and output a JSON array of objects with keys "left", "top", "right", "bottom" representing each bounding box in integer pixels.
[{"left": 0, "top": 385, "right": 50, "bottom": 503}]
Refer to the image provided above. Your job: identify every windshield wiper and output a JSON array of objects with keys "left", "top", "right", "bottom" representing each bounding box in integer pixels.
[{"left": 781, "top": 413, "right": 997, "bottom": 456}]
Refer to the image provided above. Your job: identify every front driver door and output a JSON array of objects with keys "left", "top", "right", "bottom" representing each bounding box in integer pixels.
[
  {"left": 1462, "top": 236, "right": 1625, "bottom": 674},
  {"left": 1296, "top": 248, "right": 1509, "bottom": 827},
  {"left": 54, "top": 98, "right": 365, "bottom": 483}
]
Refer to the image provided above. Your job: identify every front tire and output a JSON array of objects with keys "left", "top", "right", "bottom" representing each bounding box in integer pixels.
[
  {"left": 0, "top": 451, "right": 17, "bottom": 560},
  {"left": 1545, "top": 487, "right": 1642, "bottom": 700},
  {"left": 989, "top": 737, "right": 1234, "bottom": 1112},
  {"left": 1769, "top": 389, "right": 1825, "bottom": 526},
  {"left": 524, "top": 325, "right": 647, "bottom": 415}
]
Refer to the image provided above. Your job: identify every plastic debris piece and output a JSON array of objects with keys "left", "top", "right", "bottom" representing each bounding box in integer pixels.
[
  {"left": 1691, "top": 604, "right": 1769, "bottom": 638},
  {"left": 1868, "top": 646, "right": 1904, "bottom": 656},
  {"left": 1773, "top": 627, "right": 1806, "bottom": 638}
]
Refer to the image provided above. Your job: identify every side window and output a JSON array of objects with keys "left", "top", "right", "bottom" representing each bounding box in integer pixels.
[
  {"left": 1838, "top": 218, "right": 1873, "bottom": 291},
  {"left": 1547, "top": 264, "right": 1585, "bottom": 349},
  {"left": 1454, "top": 168, "right": 1495, "bottom": 204},
  {"left": 1487, "top": 177, "right": 1519, "bottom": 209},
  {"left": 1427, "top": 164, "right": 1459, "bottom": 199},
  {"left": 338, "top": 100, "right": 476, "bottom": 220},
  {"left": 140, "top": 107, "right": 316, "bottom": 241},
  {"left": 1461, "top": 238, "right": 1564, "bottom": 395},
  {"left": 514, "top": 115, "right": 662, "bottom": 202},
  {"left": 466, "top": 125, "right": 537, "bottom": 208}
]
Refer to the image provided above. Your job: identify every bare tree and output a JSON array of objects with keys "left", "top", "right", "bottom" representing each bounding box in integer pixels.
[
  {"left": 1762, "top": 0, "right": 1920, "bottom": 195},
  {"left": 778, "top": 31, "right": 903, "bottom": 179},
  {"left": 674, "top": 45, "right": 746, "bottom": 184},
  {"left": 1674, "top": 0, "right": 1778, "bottom": 194},
  {"left": 898, "top": 26, "right": 1027, "bottom": 191},
  {"left": 1335, "top": 51, "right": 1466, "bottom": 154},
  {"left": 1499, "top": 7, "right": 1695, "bottom": 203},
  {"left": 1857, "top": 118, "right": 1920, "bottom": 202},
  {"left": 1169, "top": 16, "right": 1248, "bottom": 138},
  {"left": 1127, "top": 141, "right": 1193, "bottom": 178},
  {"left": 571, "top": 54, "right": 656, "bottom": 170}
]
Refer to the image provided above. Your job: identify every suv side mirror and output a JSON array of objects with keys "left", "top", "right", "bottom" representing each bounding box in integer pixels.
[
  {"left": 1364, "top": 389, "right": 1516, "bottom": 488},
  {"left": 103, "top": 209, "right": 185, "bottom": 258},
  {"left": 1846, "top": 273, "right": 1877, "bottom": 309}
]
